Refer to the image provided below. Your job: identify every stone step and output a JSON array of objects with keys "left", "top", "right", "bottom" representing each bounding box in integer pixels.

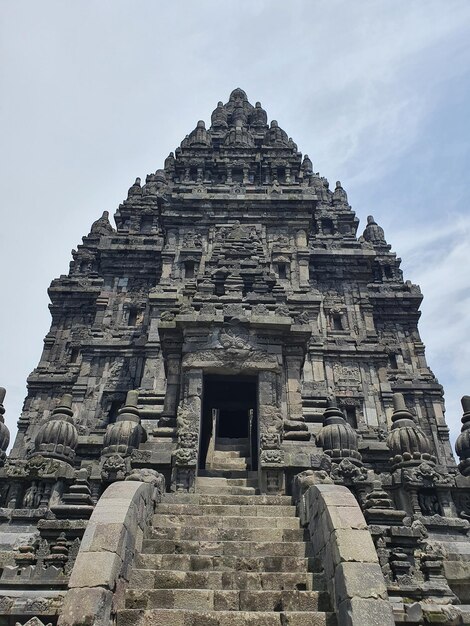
[
  {"left": 129, "top": 569, "right": 315, "bottom": 591},
  {"left": 212, "top": 449, "right": 250, "bottom": 459},
  {"left": 142, "top": 539, "right": 314, "bottom": 558},
  {"left": 197, "top": 469, "right": 256, "bottom": 480},
  {"left": 209, "top": 460, "right": 249, "bottom": 471},
  {"left": 196, "top": 476, "right": 256, "bottom": 487},
  {"left": 215, "top": 448, "right": 250, "bottom": 456},
  {"left": 125, "top": 589, "right": 330, "bottom": 612},
  {"left": 135, "top": 553, "right": 313, "bottom": 573},
  {"left": 153, "top": 515, "right": 300, "bottom": 530},
  {"left": 163, "top": 494, "right": 292, "bottom": 506},
  {"left": 148, "top": 525, "right": 308, "bottom": 543},
  {"left": 117, "top": 609, "right": 336, "bottom": 626},
  {"left": 155, "top": 503, "right": 297, "bottom": 517},
  {"left": 196, "top": 485, "right": 257, "bottom": 495}
]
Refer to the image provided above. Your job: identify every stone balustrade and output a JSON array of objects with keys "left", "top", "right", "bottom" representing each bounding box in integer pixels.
[
  {"left": 299, "top": 482, "right": 395, "bottom": 626},
  {"left": 58, "top": 478, "right": 162, "bottom": 626}
]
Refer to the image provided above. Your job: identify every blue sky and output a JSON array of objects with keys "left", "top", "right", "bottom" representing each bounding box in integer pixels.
[{"left": 1, "top": 0, "right": 469, "bottom": 451}]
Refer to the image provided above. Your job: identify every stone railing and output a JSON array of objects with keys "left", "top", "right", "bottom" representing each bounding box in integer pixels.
[
  {"left": 58, "top": 473, "right": 163, "bottom": 626},
  {"left": 297, "top": 481, "right": 395, "bottom": 626}
]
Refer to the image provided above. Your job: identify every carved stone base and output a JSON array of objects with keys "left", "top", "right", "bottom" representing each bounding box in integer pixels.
[
  {"left": 171, "top": 465, "right": 196, "bottom": 493},
  {"left": 260, "top": 468, "right": 285, "bottom": 494}
]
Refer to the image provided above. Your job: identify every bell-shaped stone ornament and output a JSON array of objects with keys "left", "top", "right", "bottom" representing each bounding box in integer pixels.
[
  {"left": 187, "top": 120, "right": 212, "bottom": 147},
  {"left": 33, "top": 394, "right": 78, "bottom": 464},
  {"left": 250, "top": 102, "right": 267, "bottom": 127},
  {"left": 301, "top": 155, "right": 313, "bottom": 175},
  {"left": 89, "top": 210, "right": 113, "bottom": 236},
  {"left": 127, "top": 177, "right": 142, "bottom": 199},
  {"left": 363, "top": 215, "right": 386, "bottom": 245},
  {"left": 102, "top": 390, "right": 146, "bottom": 457},
  {"left": 316, "top": 400, "right": 361, "bottom": 461},
  {"left": 332, "top": 181, "right": 348, "bottom": 205},
  {"left": 387, "top": 393, "right": 434, "bottom": 469},
  {"left": 263, "top": 120, "right": 290, "bottom": 147},
  {"left": 211, "top": 101, "right": 228, "bottom": 129}
]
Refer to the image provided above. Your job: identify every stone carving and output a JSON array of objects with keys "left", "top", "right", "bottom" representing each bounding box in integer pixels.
[
  {"left": 130, "top": 449, "right": 152, "bottom": 463},
  {"left": 126, "top": 469, "right": 165, "bottom": 497},
  {"left": 101, "top": 453, "right": 128, "bottom": 481},
  {"left": 173, "top": 447, "right": 197, "bottom": 466},
  {"left": 219, "top": 327, "right": 251, "bottom": 352},
  {"left": 330, "top": 458, "right": 367, "bottom": 483},
  {"left": 173, "top": 467, "right": 195, "bottom": 492},
  {"left": 260, "top": 449, "right": 284, "bottom": 465},
  {"left": 274, "top": 304, "right": 290, "bottom": 317},
  {"left": 402, "top": 462, "right": 454, "bottom": 488},
  {"left": 387, "top": 393, "right": 435, "bottom": 469},
  {"left": 316, "top": 401, "right": 362, "bottom": 462},
  {"left": 260, "top": 431, "right": 280, "bottom": 449},
  {"left": 178, "top": 431, "right": 198, "bottom": 449},
  {"left": 102, "top": 390, "right": 146, "bottom": 458},
  {"left": 259, "top": 407, "right": 283, "bottom": 432},
  {"left": 182, "top": 232, "right": 203, "bottom": 248},
  {"left": 176, "top": 400, "right": 200, "bottom": 431},
  {"left": 333, "top": 363, "right": 360, "bottom": 384},
  {"left": 252, "top": 303, "right": 270, "bottom": 316},
  {"left": 32, "top": 394, "right": 78, "bottom": 464},
  {"left": 5, "top": 459, "right": 28, "bottom": 477}
]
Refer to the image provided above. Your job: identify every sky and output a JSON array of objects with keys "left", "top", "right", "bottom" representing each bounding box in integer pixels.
[{"left": 1, "top": 0, "right": 470, "bottom": 454}]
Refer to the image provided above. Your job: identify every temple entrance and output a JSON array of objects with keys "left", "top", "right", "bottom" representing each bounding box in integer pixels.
[{"left": 199, "top": 374, "right": 258, "bottom": 471}]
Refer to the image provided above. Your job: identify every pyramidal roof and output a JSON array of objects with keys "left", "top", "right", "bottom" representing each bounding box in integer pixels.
[{"left": 121, "top": 88, "right": 337, "bottom": 205}]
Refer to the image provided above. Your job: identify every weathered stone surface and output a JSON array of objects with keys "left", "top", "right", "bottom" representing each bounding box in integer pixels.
[
  {"left": 330, "top": 529, "right": 379, "bottom": 565},
  {"left": 338, "top": 597, "right": 395, "bottom": 626},
  {"left": 334, "top": 562, "right": 388, "bottom": 602},
  {"left": 59, "top": 587, "right": 114, "bottom": 626}
]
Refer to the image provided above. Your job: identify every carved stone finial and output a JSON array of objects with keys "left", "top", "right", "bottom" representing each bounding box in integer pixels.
[
  {"left": 187, "top": 120, "right": 211, "bottom": 147},
  {"left": 0, "top": 387, "right": 10, "bottom": 465},
  {"left": 455, "top": 396, "right": 470, "bottom": 475},
  {"left": 251, "top": 101, "right": 267, "bottom": 127},
  {"left": 33, "top": 393, "right": 78, "bottom": 464},
  {"left": 89, "top": 210, "right": 113, "bottom": 236},
  {"left": 315, "top": 400, "right": 361, "bottom": 462},
  {"left": 211, "top": 101, "right": 228, "bottom": 129},
  {"left": 127, "top": 177, "right": 142, "bottom": 198},
  {"left": 302, "top": 154, "right": 313, "bottom": 174},
  {"left": 387, "top": 392, "right": 434, "bottom": 469},
  {"left": 332, "top": 181, "right": 348, "bottom": 205},
  {"left": 164, "top": 152, "right": 175, "bottom": 171},
  {"left": 102, "top": 390, "right": 146, "bottom": 458},
  {"left": 229, "top": 87, "right": 248, "bottom": 102},
  {"left": 363, "top": 214, "right": 386, "bottom": 245}
]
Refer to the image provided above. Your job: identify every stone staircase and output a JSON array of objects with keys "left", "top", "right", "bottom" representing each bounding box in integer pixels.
[
  {"left": 206, "top": 437, "right": 251, "bottom": 473},
  {"left": 117, "top": 477, "right": 337, "bottom": 626}
]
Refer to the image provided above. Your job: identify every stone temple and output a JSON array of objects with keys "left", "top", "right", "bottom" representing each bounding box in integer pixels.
[{"left": 1, "top": 88, "right": 470, "bottom": 626}]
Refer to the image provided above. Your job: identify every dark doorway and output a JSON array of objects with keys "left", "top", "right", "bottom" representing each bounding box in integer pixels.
[{"left": 199, "top": 374, "right": 258, "bottom": 470}]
